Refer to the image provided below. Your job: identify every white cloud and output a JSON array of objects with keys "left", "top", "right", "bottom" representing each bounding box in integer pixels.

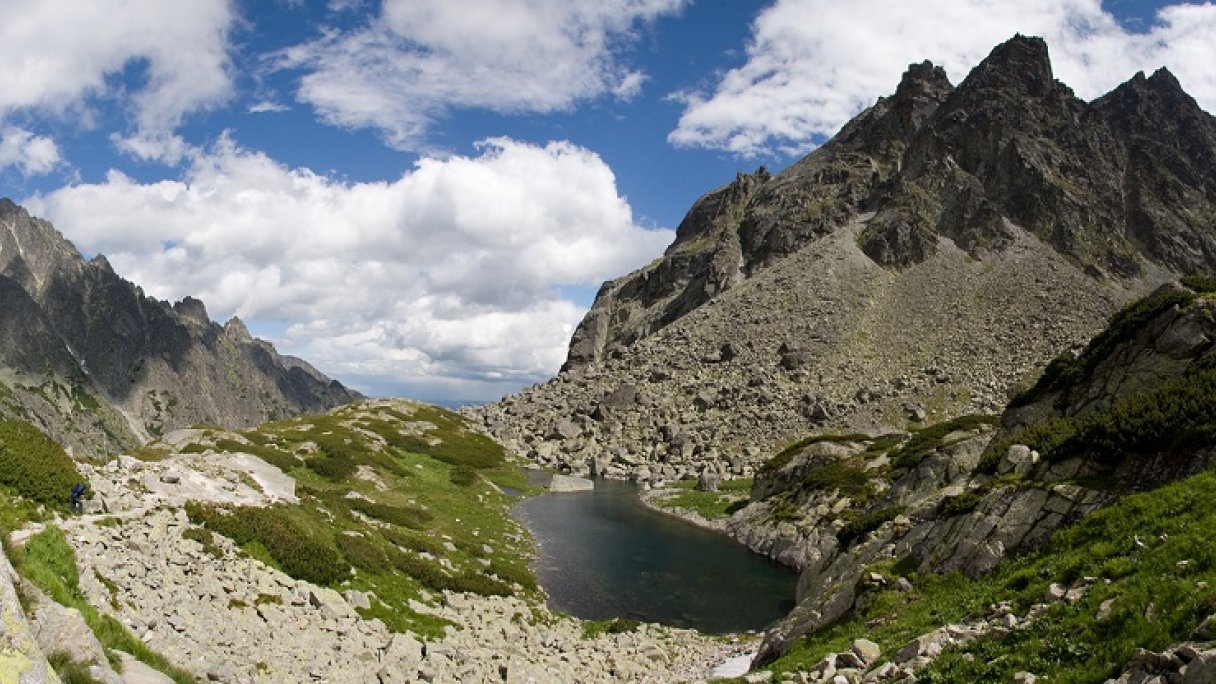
[
  {"left": 279, "top": 0, "right": 687, "bottom": 149},
  {"left": 0, "top": 0, "right": 233, "bottom": 156},
  {"left": 669, "top": 0, "right": 1216, "bottom": 156},
  {"left": 25, "top": 136, "right": 673, "bottom": 399},
  {"left": 0, "top": 127, "right": 61, "bottom": 176}
]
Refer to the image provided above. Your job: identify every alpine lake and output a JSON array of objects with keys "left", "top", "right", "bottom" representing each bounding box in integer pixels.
[{"left": 511, "top": 477, "right": 797, "bottom": 634}]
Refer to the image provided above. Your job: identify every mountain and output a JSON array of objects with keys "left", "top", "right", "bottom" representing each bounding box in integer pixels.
[
  {"left": 0, "top": 199, "right": 360, "bottom": 454},
  {"left": 474, "top": 35, "right": 1216, "bottom": 485}
]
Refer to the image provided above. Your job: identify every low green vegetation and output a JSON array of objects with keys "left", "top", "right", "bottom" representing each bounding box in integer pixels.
[
  {"left": 982, "top": 355, "right": 1216, "bottom": 473},
  {"left": 656, "top": 478, "right": 753, "bottom": 520},
  {"left": 767, "top": 466, "right": 1216, "bottom": 682},
  {"left": 758, "top": 433, "right": 872, "bottom": 474},
  {"left": 0, "top": 420, "right": 85, "bottom": 509},
  {"left": 581, "top": 617, "right": 642, "bottom": 638},
  {"left": 835, "top": 506, "right": 903, "bottom": 546},
  {"left": 888, "top": 414, "right": 998, "bottom": 470},
  {"left": 184, "top": 400, "right": 536, "bottom": 638},
  {"left": 6, "top": 527, "right": 194, "bottom": 683}
]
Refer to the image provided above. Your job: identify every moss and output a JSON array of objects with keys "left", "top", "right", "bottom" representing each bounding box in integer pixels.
[
  {"left": 1180, "top": 274, "right": 1216, "bottom": 293},
  {"left": 582, "top": 617, "right": 642, "bottom": 638}
]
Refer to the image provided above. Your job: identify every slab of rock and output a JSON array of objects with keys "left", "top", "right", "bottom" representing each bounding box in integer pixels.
[{"left": 548, "top": 474, "right": 594, "bottom": 492}]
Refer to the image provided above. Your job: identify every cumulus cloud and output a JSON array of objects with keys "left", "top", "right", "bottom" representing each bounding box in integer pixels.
[
  {"left": 279, "top": 0, "right": 687, "bottom": 149},
  {"left": 669, "top": 0, "right": 1216, "bottom": 156},
  {"left": 0, "top": 127, "right": 61, "bottom": 176},
  {"left": 25, "top": 136, "right": 673, "bottom": 399},
  {"left": 0, "top": 0, "right": 233, "bottom": 160}
]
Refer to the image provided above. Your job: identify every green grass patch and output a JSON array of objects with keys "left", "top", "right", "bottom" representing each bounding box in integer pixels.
[
  {"left": 7, "top": 527, "right": 194, "bottom": 684},
  {"left": 347, "top": 498, "right": 434, "bottom": 530},
  {"left": 1180, "top": 274, "right": 1216, "bottom": 293}
]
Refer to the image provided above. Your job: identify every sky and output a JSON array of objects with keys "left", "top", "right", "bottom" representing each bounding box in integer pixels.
[{"left": 2, "top": 0, "right": 1215, "bottom": 403}]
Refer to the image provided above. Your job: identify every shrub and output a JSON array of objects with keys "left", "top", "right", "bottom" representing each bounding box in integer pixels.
[
  {"left": 381, "top": 528, "right": 444, "bottom": 555},
  {"left": 836, "top": 506, "right": 903, "bottom": 546},
  {"left": 305, "top": 455, "right": 357, "bottom": 482},
  {"left": 449, "top": 465, "right": 477, "bottom": 486},
  {"left": 1011, "top": 289, "right": 1197, "bottom": 408},
  {"left": 889, "top": 415, "right": 997, "bottom": 469},
  {"left": 347, "top": 498, "right": 434, "bottom": 530},
  {"left": 1181, "top": 274, "right": 1216, "bottom": 293},
  {"left": 802, "top": 462, "right": 871, "bottom": 498},
  {"left": 337, "top": 533, "right": 391, "bottom": 574},
  {"left": 214, "top": 438, "right": 299, "bottom": 472},
  {"left": 759, "top": 433, "right": 872, "bottom": 474},
  {"left": 186, "top": 503, "right": 347, "bottom": 585},
  {"left": 0, "top": 420, "right": 85, "bottom": 508}
]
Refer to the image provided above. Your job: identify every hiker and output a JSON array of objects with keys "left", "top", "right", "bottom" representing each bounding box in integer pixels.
[{"left": 70, "top": 483, "right": 87, "bottom": 514}]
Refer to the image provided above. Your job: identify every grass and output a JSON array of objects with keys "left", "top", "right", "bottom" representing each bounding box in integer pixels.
[
  {"left": 6, "top": 527, "right": 194, "bottom": 684},
  {"left": 656, "top": 478, "right": 752, "bottom": 520},
  {"left": 765, "top": 466, "right": 1216, "bottom": 682}
]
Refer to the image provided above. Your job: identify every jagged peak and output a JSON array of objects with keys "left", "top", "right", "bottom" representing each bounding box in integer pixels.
[
  {"left": 957, "top": 33, "right": 1054, "bottom": 97},
  {"left": 89, "top": 254, "right": 114, "bottom": 273},
  {"left": 224, "top": 316, "right": 252, "bottom": 342},
  {"left": 173, "top": 296, "right": 210, "bottom": 325},
  {"left": 894, "top": 60, "right": 952, "bottom": 101}
]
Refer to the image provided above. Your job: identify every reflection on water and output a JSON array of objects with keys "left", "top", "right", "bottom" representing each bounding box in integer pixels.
[{"left": 512, "top": 478, "right": 796, "bottom": 633}]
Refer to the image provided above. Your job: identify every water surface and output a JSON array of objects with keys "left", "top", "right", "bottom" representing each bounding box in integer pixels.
[{"left": 513, "top": 478, "right": 796, "bottom": 633}]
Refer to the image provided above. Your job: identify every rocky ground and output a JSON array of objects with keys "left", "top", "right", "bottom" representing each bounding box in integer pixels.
[
  {"left": 2, "top": 419, "right": 755, "bottom": 684},
  {"left": 472, "top": 224, "right": 1150, "bottom": 487}
]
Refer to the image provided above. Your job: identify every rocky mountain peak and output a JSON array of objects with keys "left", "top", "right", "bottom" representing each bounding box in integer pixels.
[
  {"left": 958, "top": 33, "right": 1054, "bottom": 97},
  {"left": 223, "top": 316, "right": 253, "bottom": 342},
  {"left": 173, "top": 296, "right": 210, "bottom": 325}
]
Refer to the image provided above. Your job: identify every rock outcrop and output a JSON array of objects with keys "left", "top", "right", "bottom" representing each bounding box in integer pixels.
[
  {"left": 474, "top": 35, "right": 1216, "bottom": 483},
  {"left": 0, "top": 199, "right": 360, "bottom": 455},
  {"left": 750, "top": 280, "right": 1216, "bottom": 664}
]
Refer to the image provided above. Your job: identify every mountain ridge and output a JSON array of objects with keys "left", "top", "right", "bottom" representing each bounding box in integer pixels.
[
  {"left": 476, "top": 35, "right": 1215, "bottom": 486},
  {"left": 0, "top": 199, "right": 360, "bottom": 454}
]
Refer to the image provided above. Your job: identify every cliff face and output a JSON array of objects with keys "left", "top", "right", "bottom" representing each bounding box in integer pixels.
[
  {"left": 475, "top": 35, "right": 1216, "bottom": 481},
  {"left": 0, "top": 199, "right": 360, "bottom": 454}
]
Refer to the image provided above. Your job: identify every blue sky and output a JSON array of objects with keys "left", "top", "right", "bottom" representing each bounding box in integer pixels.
[{"left": 2, "top": 0, "right": 1215, "bottom": 402}]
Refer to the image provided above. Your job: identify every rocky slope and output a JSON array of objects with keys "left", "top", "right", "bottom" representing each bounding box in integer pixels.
[
  {"left": 473, "top": 34, "right": 1216, "bottom": 483},
  {"left": 728, "top": 278, "right": 1216, "bottom": 673},
  {"left": 0, "top": 199, "right": 359, "bottom": 455}
]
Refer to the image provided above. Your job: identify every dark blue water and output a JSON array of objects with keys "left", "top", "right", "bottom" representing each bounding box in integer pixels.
[{"left": 512, "top": 479, "right": 797, "bottom": 633}]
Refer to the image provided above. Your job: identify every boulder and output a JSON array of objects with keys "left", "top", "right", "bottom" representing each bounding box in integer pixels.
[{"left": 549, "top": 475, "right": 594, "bottom": 492}]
